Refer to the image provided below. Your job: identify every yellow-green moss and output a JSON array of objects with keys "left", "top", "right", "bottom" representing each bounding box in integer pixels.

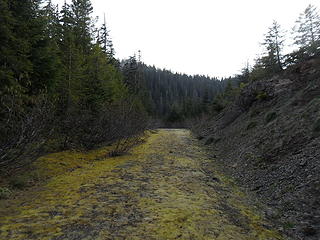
[
  {"left": 0, "top": 130, "right": 284, "bottom": 240},
  {"left": 134, "top": 130, "right": 284, "bottom": 240}
]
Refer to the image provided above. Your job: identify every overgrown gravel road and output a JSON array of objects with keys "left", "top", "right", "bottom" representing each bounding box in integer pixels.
[{"left": 0, "top": 129, "right": 284, "bottom": 240}]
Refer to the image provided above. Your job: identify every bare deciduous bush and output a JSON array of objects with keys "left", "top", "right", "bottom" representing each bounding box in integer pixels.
[
  {"left": 186, "top": 114, "right": 211, "bottom": 137},
  {"left": 0, "top": 93, "right": 149, "bottom": 173},
  {"left": 0, "top": 95, "right": 54, "bottom": 174},
  {"left": 102, "top": 98, "right": 149, "bottom": 156},
  {"left": 60, "top": 97, "right": 149, "bottom": 153}
]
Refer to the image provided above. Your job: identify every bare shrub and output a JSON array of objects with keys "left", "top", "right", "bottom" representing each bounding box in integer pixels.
[
  {"left": 0, "top": 94, "right": 54, "bottom": 174},
  {"left": 103, "top": 97, "right": 149, "bottom": 155},
  {"left": 186, "top": 114, "right": 211, "bottom": 137},
  {"left": 0, "top": 93, "right": 149, "bottom": 174},
  {"left": 60, "top": 97, "right": 149, "bottom": 152}
]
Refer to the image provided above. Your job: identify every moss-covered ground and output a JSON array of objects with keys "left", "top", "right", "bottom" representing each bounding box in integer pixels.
[{"left": 0, "top": 129, "right": 285, "bottom": 240}]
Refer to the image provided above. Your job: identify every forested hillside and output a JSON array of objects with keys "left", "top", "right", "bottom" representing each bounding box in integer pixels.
[
  {"left": 121, "top": 56, "right": 234, "bottom": 124},
  {"left": 142, "top": 65, "right": 234, "bottom": 121},
  {"left": 0, "top": 0, "right": 227, "bottom": 172},
  {"left": 192, "top": 4, "right": 320, "bottom": 240}
]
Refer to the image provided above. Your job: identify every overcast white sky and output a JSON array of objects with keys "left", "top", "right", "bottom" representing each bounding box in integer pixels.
[{"left": 53, "top": 0, "right": 320, "bottom": 78}]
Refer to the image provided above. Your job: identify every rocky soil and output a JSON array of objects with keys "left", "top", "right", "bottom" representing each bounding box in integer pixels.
[{"left": 195, "top": 58, "right": 320, "bottom": 240}]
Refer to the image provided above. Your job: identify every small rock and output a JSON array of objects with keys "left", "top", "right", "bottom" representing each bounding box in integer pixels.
[
  {"left": 299, "top": 159, "right": 307, "bottom": 166},
  {"left": 204, "top": 137, "right": 214, "bottom": 145},
  {"left": 302, "top": 226, "right": 317, "bottom": 236},
  {"left": 265, "top": 208, "right": 277, "bottom": 218},
  {"left": 251, "top": 185, "right": 263, "bottom": 191},
  {"left": 211, "top": 177, "right": 220, "bottom": 182},
  {"left": 144, "top": 217, "right": 153, "bottom": 222}
]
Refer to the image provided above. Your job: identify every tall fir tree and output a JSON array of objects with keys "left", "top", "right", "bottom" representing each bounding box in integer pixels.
[
  {"left": 293, "top": 4, "right": 320, "bottom": 55},
  {"left": 0, "top": 0, "right": 17, "bottom": 96},
  {"left": 58, "top": 1, "right": 85, "bottom": 108},
  {"left": 261, "top": 20, "right": 285, "bottom": 73},
  {"left": 99, "top": 13, "right": 115, "bottom": 59},
  {"left": 71, "top": 0, "right": 93, "bottom": 54}
]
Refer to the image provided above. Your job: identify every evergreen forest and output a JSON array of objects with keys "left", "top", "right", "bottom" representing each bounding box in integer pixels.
[
  {"left": 0, "top": 0, "right": 232, "bottom": 172},
  {"left": 1, "top": 0, "right": 320, "bottom": 172}
]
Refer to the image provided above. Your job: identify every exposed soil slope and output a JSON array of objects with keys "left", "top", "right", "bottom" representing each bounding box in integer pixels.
[
  {"left": 0, "top": 130, "right": 284, "bottom": 240},
  {"left": 195, "top": 58, "right": 320, "bottom": 240}
]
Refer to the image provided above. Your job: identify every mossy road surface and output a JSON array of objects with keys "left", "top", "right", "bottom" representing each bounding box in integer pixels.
[{"left": 0, "top": 129, "right": 284, "bottom": 240}]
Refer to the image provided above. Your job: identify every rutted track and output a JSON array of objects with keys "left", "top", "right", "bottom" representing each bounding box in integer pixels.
[{"left": 0, "top": 129, "right": 284, "bottom": 240}]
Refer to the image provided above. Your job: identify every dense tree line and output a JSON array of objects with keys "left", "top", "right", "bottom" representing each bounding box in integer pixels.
[
  {"left": 140, "top": 64, "right": 233, "bottom": 123},
  {"left": 0, "top": 0, "right": 147, "bottom": 172},
  {"left": 119, "top": 56, "right": 234, "bottom": 124}
]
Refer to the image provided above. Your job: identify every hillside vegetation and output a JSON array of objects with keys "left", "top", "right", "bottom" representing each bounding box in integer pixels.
[
  {"left": 191, "top": 5, "right": 320, "bottom": 238},
  {"left": 193, "top": 57, "right": 320, "bottom": 240}
]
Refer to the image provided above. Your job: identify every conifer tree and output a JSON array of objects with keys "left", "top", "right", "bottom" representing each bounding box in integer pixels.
[
  {"left": 5, "top": 0, "right": 36, "bottom": 93},
  {"left": 262, "top": 20, "right": 285, "bottom": 73},
  {"left": 0, "top": 0, "right": 17, "bottom": 96},
  {"left": 122, "top": 56, "right": 140, "bottom": 93},
  {"left": 71, "top": 0, "right": 93, "bottom": 54},
  {"left": 58, "top": 1, "right": 85, "bottom": 107},
  {"left": 43, "top": 0, "right": 61, "bottom": 41},
  {"left": 100, "top": 13, "right": 115, "bottom": 59},
  {"left": 293, "top": 4, "right": 320, "bottom": 55},
  {"left": 30, "top": 0, "right": 63, "bottom": 95}
]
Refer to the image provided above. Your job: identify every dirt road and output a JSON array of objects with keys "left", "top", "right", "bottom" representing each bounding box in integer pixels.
[{"left": 0, "top": 129, "right": 284, "bottom": 240}]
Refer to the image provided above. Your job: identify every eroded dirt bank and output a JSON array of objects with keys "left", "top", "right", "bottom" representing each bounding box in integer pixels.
[{"left": 0, "top": 129, "right": 284, "bottom": 240}]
